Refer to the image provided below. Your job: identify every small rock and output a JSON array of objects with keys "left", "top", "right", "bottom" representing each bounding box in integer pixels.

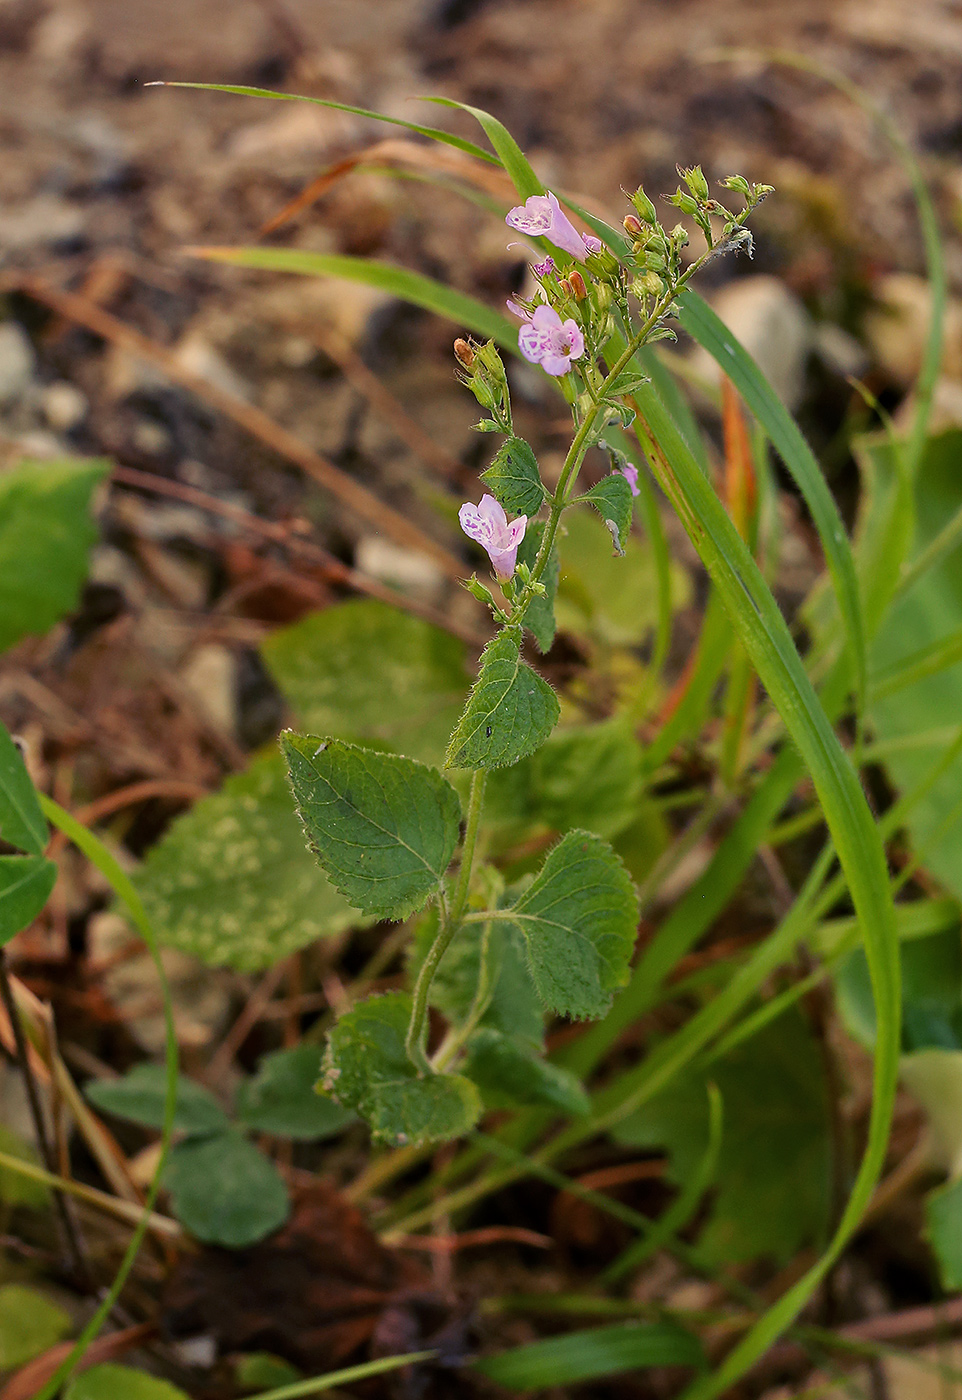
[
  {"left": 225, "top": 102, "right": 357, "bottom": 164},
  {"left": 864, "top": 272, "right": 962, "bottom": 385},
  {"left": 0, "top": 322, "right": 36, "bottom": 403},
  {"left": 689, "top": 275, "right": 813, "bottom": 410},
  {"left": 174, "top": 334, "right": 251, "bottom": 402},
  {"left": 0, "top": 196, "right": 84, "bottom": 252},
  {"left": 813, "top": 323, "right": 869, "bottom": 380},
  {"left": 40, "top": 380, "right": 87, "bottom": 432},
  {"left": 131, "top": 417, "right": 173, "bottom": 457},
  {"left": 180, "top": 643, "right": 238, "bottom": 738},
  {"left": 354, "top": 536, "right": 447, "bottom": 603}
]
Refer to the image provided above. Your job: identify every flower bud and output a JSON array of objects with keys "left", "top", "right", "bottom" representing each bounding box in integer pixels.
[
  {"left": 680, "top": 164, "right": 710, "bottom": 202},
  {"left": 670, "top": 224, "right": 689, "bottom": 246},
  {"left": 453, "top": 338, "right": 475, "bottom": 368},
  {"left": 559, "top": 277, "right": 573, "bottom": 297},
  {"left": 568, "top": 269, "right": 587, "bottom": 301},
  {"left": 594, "top": 281, "right": 614, "bottom": 312},
  {"left": 623, "top": 213, "right": 644, "bottom": 236},
  {"left": 630, "top": 186, "right": 658, "bottom": 224}
]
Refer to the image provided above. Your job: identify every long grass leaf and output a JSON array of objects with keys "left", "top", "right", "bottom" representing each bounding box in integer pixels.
[
  {"left": 423, "top": 97, "right": 541, "bottom": 197},
  {"left": 475, "top": 1321, "right": 704, "bottom": 1388}
]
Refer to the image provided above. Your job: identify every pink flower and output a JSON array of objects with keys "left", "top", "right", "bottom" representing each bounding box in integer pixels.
[
  {"left": 533, "top": 255, "right": 555, "bottom": 277},
  {"left": 506, "top": 296, "right": 531, "bottom": 320},
  {"left": 518, "top": 304, "right": 585, "bottom": 376},
  {"left": 582, "top": 233, "right": 603, "bottom": 254},
  {"left": 459, "top": 494, "right": 527, "bottom": 577},
  {"left": 505, "top": 191, "right": 587, "bottom": 262},
  {"left": 617, "top": 463, "right": 640, "bottom": 497}
]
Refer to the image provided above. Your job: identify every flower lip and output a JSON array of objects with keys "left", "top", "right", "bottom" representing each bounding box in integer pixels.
[
  {"left": 459, "top": 493, "right": 528, "bottom": 578},
  {"left": 517, "top": 304, "right": 585, "bottom": 377},
  {"left": 505, "top": 191, "right": 587, "bottom": 262}
]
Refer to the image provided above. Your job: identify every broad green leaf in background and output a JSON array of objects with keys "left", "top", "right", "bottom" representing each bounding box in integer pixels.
[
  {"left": 261, "top": 600, "right": 469, "bottom": 767},
  {"left": 865, "top": 431, "right": 962, "bottom": 900},
  {"left": 283, "top": 736, "right": 461, "bottom": 920},
  {"left": 899, "top": 1050, "right": 962, "bottom": 1177},
  {"left": 924, "top": 1174, "right": 962, "bottom": 1289},
  {"left": 445, "top": 625, "right": 559, "bottom": 769},
  {"left": 613, "top": 1009, "right": 832, "bottom": 1265},
  {"left": 486, "top": 718, "right": 644, "bottom": 845},
  {"left": 463, "top": 1027, "right": 589, "bottom": 1114},
  {"left": 136, "top": 750, "right": 363, "bottom": 970},
  {"left": 555, "top": 509, "right": 691, "bottom": 647},
  {"left": 234, "top": 1355, "right": 302, "bottom": 1390},
  {"left": 84, "top": 1063, "right": 228, "bottom": 1138},
  {"left": 65, "top": 1364, "right": 188, "bottom": 1400},
  {"left": 0, "top": 720, "right": 48, "bottom": 855},
  {"left": 0, "top": 1284, "right": 71, "bottom": 1370},
  {"left": 475, "top": 1321, "right": 704, "bottom": 1389},
  {"left": 0, "top": 457, "right": 107, "bottom": 654},
  {"left": 577, "top": 474, "right": 634, "bottom": 556},
  {"left": 0, "top": 854, "right": 57, "bottom": 947},
  {"left": 504, "top": 830, "right": 638, "bottom": 1020},
  {"left": 236, "top": 1045, "right": 355, "bottom": 1140},
  {"left": 163, "top": 1129, "right": 289, "bottom": 1247},
  {"left": 0, "top": 1123, "right": 49, "bottom": 1208},
  {"left": 480, "top": 437, "right": 548, "bottom": 517},
  {"left": 516, "top": 524, "right": 558, "bottom": 654},
  {"left": 835, "top": 925, "right": 962, "bottom": 1054},
  {"left": 322, "top": 992, "right": 481, "bottom": 1146}
]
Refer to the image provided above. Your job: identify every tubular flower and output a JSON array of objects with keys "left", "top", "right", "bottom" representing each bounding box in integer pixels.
[
  {"left": 617, "top": 462, "right": 640, "bottom": 497},
  {"left": 459, "top": 494, "right": 527, "bottom": 578},
  {"left": 505, "top": 191, "right": 587, "bottom": 262},
  {"left": 517, "top": 304, "right": 585, "bottom": 376}
]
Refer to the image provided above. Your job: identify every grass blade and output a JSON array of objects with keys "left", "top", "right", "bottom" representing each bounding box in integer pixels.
[
  {"left": 424, "top": 97, "right": 541, "bottom": 197},
  {"left": 475, "top": 1321, "right": 704, "bottom": 1388}
]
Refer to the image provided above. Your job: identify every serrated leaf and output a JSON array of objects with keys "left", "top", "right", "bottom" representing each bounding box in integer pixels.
[
  {"left": 925, "top": 1175, "right": 962, "bottom": 1289},
  {"left": 463, "top": 1027, "right": 589, "bottom": 1114},
  {"left": 84, "top": 1063, "right": 228, "bottom": 1138},
  {"left": 516, "top": 524, "right": 558, "bottom": 654},
  {"left": 480, "top": 437, "right": 547, "bottom": 517},
  {"left": 236, "top": 1044, "right": 355, "bottom": 1140},
  {"left": 580, "top": 474, "right": 633, "bottom": 555},
  {"left": 0, "top": 1284, "right": 71, "bottom": 1370},
  {"left": 65, "top": 1365, "right": 189, "bottom": 1400},
  {"left": 136, "top": 749, "right": 363, "bottom": 971},
  {"left": 410, "top": 912, "right": 545, "bottom": 1047},
  {"left": 261, "top": 599, "right": 469, "bottom": 766},
  {"left": 0, "top": 855, "right": 56, "bottom": 946},
  {"left": 505, "top": 830, "right": 638, "bottom": 1020},
  {"left": 0, "top": 720, "right": 47, "bottom": 855},
  {"left": 323, "top": 992, "right": 481, "bottom": 1146},
  {"left": 607, "top": 371, "right": 650, "bottom": 397},
  {"left": 163, "top": 1130, "right": 289, "bottom": 1247},
  {"left": 0, "top": 457, "right": 108, "bottom": 653},
  {"left": 445, "top": 626, "right": 559, "bottom": 770},
  {"left": 283, "top": 736, "right": 461, "bottom": 920}
]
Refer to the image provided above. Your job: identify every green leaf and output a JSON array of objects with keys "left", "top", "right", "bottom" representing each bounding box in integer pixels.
[
  {"left": 578, "top": 474, "right": 633, "bottom": 556},
  {"left": 480, "top": 437, "right": 547, "bottom": 517},
  {"left": 234, "top": 1354, "right": 302, "bottom": 1390},
  {"left": 505, "top": 830, "right": 638, "bottom": 1020},
  {"left": 0, "top": 1123, "right": 49, "bottom": 1208},
  {"left": 475, "top": 1322, "right": 704, "bottom": 1389},
  {"left": 282, "top": 736, "right": 461, "bottom": 920},
  {"left": 516, "top": 523, "right": 558, "bottom": 654},
  {"left": 84, "top": 1063, "right": 228, "bottom": 1138},
  {"left": 613, "top": 1009, "right": 832, "bottom": 1266},
  {"left": 899, "top": 1050, "right": 962, "bottom": 1176},
  {"left": 0, "top": 719, "right": 48, "bottom": 855},
  {"left": 322, "top": 992, "right": 481, "bottom": 1146},
  {"left": 424, "top": 97, "right": 542, "bottom": 199},
  {"left": 445, "top": 626, "right": 559, "bottom": 770},
  {"left": 0, "top": 1284, "right": 71, "bottom": 1370},
  {"left": 136, "top": 749, "right": 363, "bottom": 971},
  {"left": 463, "top": 1028, "right": 589, "bottom": 1115},
  {"left": 0, "top": 855, "right": 56, "bottom": 946},
  {"left": 187, "top": 248, "right": 514, "bottom": 348},
  {"left": 0, "top": 457, "right": 108, "bottom": 653},
  {"left": 65, "top": 1365, "right": 188, "bottom": 1400},
  {"left": 556, "top": 508, "right": 691, "bottom": 647},
  {"left": 486, "top": 718, "right": 644, "bottom": 844},
  {"left": 163, "top": 1129, "right": 289, "bottom": 1247},
  {"left": 261, "top": 600, "right": 468, "bottom": 767},
  {"left": 925, "top": 1175, "right": 962, "bottom": 1290},
  {"left": 835, "top": 926, "right": 962, "bottom": 1054},
  {"left": 236, "top": 1045, "right": 355, "bottom": 1140}
]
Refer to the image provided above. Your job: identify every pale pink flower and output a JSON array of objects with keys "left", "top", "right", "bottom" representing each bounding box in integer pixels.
[
  {"left": 582, "top": 232, "right": 603, "bottom": 254},
  {"left": 506, "top": 296, "right": 531, "bottom": 321},
  {"left": 518, "top": 304, "right": 585, "bottom": 376},
  {"left": 459, "top": 494, "right": 527, "bottom": 577},
  {"left": 533, "top": 255, "right": 555, "bottom": 277},
  {"left": 618, "top": 463, "right": 640, "bottom": 497},
  {"left": 505, "top": 191, "right": 587, "bottom": 262}
]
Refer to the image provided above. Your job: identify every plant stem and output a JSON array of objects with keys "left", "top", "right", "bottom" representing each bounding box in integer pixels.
[{"left": 404, "top": 769, "right": 487, "bottom": 1071}]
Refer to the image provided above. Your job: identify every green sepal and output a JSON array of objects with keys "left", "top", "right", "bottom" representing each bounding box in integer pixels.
[
  {"left": 445, "top": 626, "right": 559, "bottom": 769},
  {"left": 480, "top": 436, "right": 547, "bottom": 517}
]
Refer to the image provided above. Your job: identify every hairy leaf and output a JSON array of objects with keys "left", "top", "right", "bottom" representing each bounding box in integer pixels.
[
  {"left": 446, "top": 626, "right": 559, "bottom": 770},
  {"left": 262, "top": 599, "right": 468, "bottom": 766},
  {"left": 579, "top": 474, "right": 633, "bottom": 555},
  {"left": 480, "top": 437, "right": 547, "bottom": 517},
  {"left": 0, "top": 720, "right": 48, "bottom": 855},
  {"left": 505, "top": 830, "right": 638, "bottom": 1020},
  {"left": 84, "top": 1063, "right": 228, "bottom": 1138},
  {"left": 0, "top": 855, "right": 57, "bottom": 947},
  {"left": 323, "top": 992, "right": 481, "bottom": 1146},
  {"left": 283, "top": 735, "right": 461, "bottom": 920},
  {"left": 236, "top": 1045, "right": 355, "bottom": 1140},
  {"left": 136, "top": 750, "right": 362, "bottom": 971},
  {"left": 163, "top": 1129, "right": 289, "bottom": 1247},
  {"left": 0, "top": 457, "right": 107, "bottom": 653},
  {"left": 463, "top": 1028, "right": 589, "bottom": 1114},
  {"left": 516, "top": 523, "right": 558, "bottom": 654}
]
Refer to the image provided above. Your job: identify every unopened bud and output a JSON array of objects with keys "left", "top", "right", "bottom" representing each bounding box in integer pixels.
[
  {"left": 630, "top": 186, "right": 658, "bottom": 224},
  {"left": 680, "top": 164, "right": 709, "bottom": 202},
  {"left": 639, "top": 270, "right": 664, "bottom": 296},
  {"left": 670, "top": 224, "right": 689, "bottom": 245},
  {"left": 569, "top": 269, "right": 587, "bottom": 300},
  {"left": 559, "top": 278, "right": 573, "bottom": 297},
  {"left": 623, "top": 213, "right": 644, "bottom": 236},
  {"left": 453, "top": 338, "right": 475, "bottom": 368}
]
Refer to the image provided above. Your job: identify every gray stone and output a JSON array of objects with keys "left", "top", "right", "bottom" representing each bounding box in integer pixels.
[{"left": 0, "top": 322, "right": 36, "bottom": 404}]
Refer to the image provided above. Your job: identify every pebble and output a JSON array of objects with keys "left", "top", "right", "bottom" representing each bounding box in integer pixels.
[
  {"left": 180, "top": 643, "right": 239, "bottom": 738},
  {"left": 354, "top": 535, "right": 447, "bottom": 603},
  {"left": 689, "top": 275, "right": 813, "bottom": 410},
  {"left": 40, "top": 380, "right": 87, "bottom": 432},
  {"left": 0, "top": 322, "right": 36, "bottom": 404}
]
